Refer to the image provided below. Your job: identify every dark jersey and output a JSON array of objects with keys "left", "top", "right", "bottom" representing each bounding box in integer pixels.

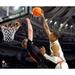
[{"left": 27, "top": 40, "right": 48, "bottom": 68}]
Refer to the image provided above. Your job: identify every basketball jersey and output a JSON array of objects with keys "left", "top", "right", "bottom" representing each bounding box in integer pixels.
[
  {"left": 50, "top": 40, "right": 69, "bottom": 69},
  {"left": 50, "top": 40, "right": 65, "bottom": 61},
  {"left": 44, "top": 40, "right": 68, "bottom": 69},
  {"left": 14, "top": 22, "right": 28, "bottom": 42}
]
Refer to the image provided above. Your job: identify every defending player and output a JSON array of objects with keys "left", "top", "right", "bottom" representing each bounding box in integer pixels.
[{"left": 40, "top": 14, "right": 69, "bottom": 69}]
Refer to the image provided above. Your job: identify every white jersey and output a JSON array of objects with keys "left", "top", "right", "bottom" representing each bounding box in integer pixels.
[
  {"left": 44, "top": 40, "right": 69, "bottom": 69},
  {"left": 50, "top": 40, "right": 65, "bottom": 61}
]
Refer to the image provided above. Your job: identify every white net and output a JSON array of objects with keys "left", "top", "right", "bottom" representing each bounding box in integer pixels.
[{"left": 1, "top": 26, "right": 19, "bottom": 42}]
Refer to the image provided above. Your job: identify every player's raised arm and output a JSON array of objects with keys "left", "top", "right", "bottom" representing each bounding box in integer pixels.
[
  {"left": 41, "top": 14, "right": 59, "bottom": 56},
  {"left": 26, "top": 18, "right": 33, "bottom": 41},
  {"left": 42, "top": 14, "right": 52, "bottom": 39},
  {"left": 42, "top": 14, "right": 58, "bottom": 43}
]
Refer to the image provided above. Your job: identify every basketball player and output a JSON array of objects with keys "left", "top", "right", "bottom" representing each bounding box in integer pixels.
[
  {"left": 40, "top": 14, "right": 69, "bottom": 69},
  {"left": 21, "top": 18, "right": 39, "bottom": 65},
  {"left": 22, "top": 18, "right": 48, "bottom": 68}
]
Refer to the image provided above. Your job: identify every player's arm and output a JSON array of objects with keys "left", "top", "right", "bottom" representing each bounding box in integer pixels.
[
  {"left": 41, "top": 14, "right": 60, "bottom": 56},
  {"left": 26, "top": 18, "right": 40, "bottom": 54},
  {"left": 40, "top": 46, "right": 63, "bottom": 64},
  {"left": 42, "top": 14, "right": 58, "bottom": 42},
  {"left": 42, "top": 14, "right": 52, "bottom": 41},
  {"left": 26, "top": 18, "right": 33, "bottom": 41}
]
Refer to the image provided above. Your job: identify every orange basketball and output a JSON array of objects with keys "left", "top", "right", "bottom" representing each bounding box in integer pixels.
[{"left": 32, "top": 7, "right": 43, "bottom": 17}]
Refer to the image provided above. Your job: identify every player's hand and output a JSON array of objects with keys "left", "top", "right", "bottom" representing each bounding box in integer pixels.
[{"left": 40, "top": 46, "right": 46, "bottom": 55}]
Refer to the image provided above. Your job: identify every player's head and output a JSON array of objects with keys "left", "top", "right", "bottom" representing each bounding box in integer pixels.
[{"left": 14, "top": 19, "right": 21, "bottom": 27}]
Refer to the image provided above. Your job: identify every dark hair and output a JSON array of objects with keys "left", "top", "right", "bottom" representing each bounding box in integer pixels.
[{"left": 49, "top": 27, "right": 60, "bottom": 38}]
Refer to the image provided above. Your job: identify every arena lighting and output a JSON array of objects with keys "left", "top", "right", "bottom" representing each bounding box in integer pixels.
[
  {"left": 65, "top": 24, "right": 68, "bottom": 27},
  {"left": 21, "top": 7, "right": 25, "bottom": 10},
  {"left": 49, "top": 20, "right": 52, "bottom": 23},
  {"left": 9, "top": 14, "right": 19, "bottom": 19},
  {"left": 13, "top": 6, "right": 20, "bottom": 10},
  {"left": 2, "top": 60, "right": 5, "bottom": 64},
  {"left": 0, "top": 17, "right": 3, "bottom": 22},
  {"left": 70, "top": 25, "right": 73, "bottom": 28},
  {"left": 60, "top": 23, "right": 63, "bottom": 27},
  {"left": 58, "top": 23, "right": 63, "bottom": 31},
  {"left": 54, "top": 21, "right": 57, "bottom": 25}
]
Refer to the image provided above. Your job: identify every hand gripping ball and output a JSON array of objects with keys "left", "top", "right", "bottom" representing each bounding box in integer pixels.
[{"left": 32, "top": 7, "right": 43, "bottom": 17}]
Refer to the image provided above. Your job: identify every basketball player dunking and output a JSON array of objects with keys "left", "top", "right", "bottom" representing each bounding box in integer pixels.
[{"left": 40, "top": 14, "right": 69, "bottom": 69}]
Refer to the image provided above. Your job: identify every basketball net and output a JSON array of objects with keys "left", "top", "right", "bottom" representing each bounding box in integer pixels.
[{"left": 1, "top": 25, "right": 20, "bottom": 42}]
